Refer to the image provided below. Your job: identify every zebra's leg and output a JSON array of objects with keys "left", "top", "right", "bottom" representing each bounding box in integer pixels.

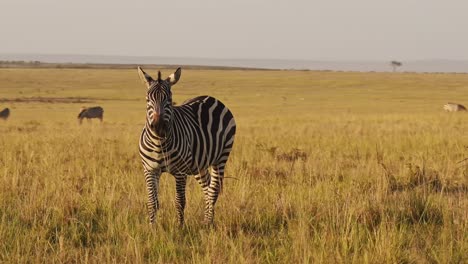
[
  {"left": 144, "top": 169, "right": 161, "bottom": 224},
  {"left": 194, "top": 169, "right": 212, "bottom": 223},
  {"left": 205, "top": 164, "right": 226, "bottom": 224},
  {"left": 174, "top": 175, "right": 187, "bottom": 225}
]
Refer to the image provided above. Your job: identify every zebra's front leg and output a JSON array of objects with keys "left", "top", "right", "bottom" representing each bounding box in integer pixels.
[
  {"left": 144, "top": 169, "right": 161, "bottom": 224},
  {"left": 174, "top": 175, "right": 187, "bottom": 225}
]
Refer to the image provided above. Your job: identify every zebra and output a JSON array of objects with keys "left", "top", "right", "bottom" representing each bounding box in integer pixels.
[
  {"left": 137, "top": 67, "right": 236, "bottom": 225},
  {"left": 0, "top": 108, "right": 10, "bottom": 120},
  {"left": 77, "top": 106, "right": 104, "bottom": 124},
  {"left": 443, "top": 102, "right": 467, "bottom": 112}
]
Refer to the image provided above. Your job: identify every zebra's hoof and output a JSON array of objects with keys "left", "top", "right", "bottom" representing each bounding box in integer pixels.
[{"left": 203, "top": 220, "right": 215, "bottom": 228}]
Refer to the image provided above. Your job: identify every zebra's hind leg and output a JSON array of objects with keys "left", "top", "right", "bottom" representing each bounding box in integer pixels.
[
  {"left": 144, "top": 169, "right": 161, "bottom": 224},
  {"left": 174, "top": 175, "right": 187, "bottom": 225},
  {"left": 205, "top": 164, "right": 226, "bottom": 225},
  {"left": 194, "top": 169, "right": 213, "bottom": 224}
]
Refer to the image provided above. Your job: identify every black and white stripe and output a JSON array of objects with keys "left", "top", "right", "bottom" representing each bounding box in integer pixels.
[{"left": 138, "top": 67, "right": 236, "bottom": 225}]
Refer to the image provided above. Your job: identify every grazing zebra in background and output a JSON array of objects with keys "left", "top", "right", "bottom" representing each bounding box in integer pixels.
[
  {"left": 443, "top": 102, "right": 467, "bottom": 112},
  {"left": 138, "top": 67, "right": 236, "bottom": 225},
  {"left": 0, "top": 108, "right": 10, "bottom": 120},
  {"left": 77, "top": 106, "right": 104, "bottom": 124}
]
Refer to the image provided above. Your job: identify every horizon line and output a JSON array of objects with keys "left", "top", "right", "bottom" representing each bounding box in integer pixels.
[{"left": 1, "top": 52, "right": 468, "bottom": 63}]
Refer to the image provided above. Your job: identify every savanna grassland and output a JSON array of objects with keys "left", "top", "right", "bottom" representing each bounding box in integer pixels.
[{"left": 0, "top": 68, "right": 467, "bottom": 263}]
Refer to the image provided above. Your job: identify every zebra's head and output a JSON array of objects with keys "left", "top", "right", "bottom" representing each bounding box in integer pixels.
[{"left": 138, "top": 67, "right": 181, "bottom": 137}]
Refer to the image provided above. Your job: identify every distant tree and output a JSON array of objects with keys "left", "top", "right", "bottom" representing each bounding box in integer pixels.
[{"left": 390, "top": 61, "right": 402, "bottom": 72}]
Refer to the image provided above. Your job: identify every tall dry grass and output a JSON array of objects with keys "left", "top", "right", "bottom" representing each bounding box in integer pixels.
[{"left": 0, "top": 68, "right": 467, "bottom": 263}]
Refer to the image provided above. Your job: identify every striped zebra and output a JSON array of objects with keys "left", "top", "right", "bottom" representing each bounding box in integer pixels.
[
  {"left": 77, "top": 106, "right": 104, "bottom": 124},
  {"left": 138, "top": 67, "right": 236, "bottom": 225},
  {"left": 443, "top": 102, "right": 467, "bottom": 112}
]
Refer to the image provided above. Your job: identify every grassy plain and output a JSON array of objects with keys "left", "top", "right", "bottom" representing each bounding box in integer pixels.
[{"left": 0, "top": 68, "right": 467, "bottom": 263}]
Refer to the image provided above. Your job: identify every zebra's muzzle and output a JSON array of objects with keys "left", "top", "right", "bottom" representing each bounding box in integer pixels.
[
  {"left": 152, "top": 119, "right": 167, "bottom": 137},
  {"left": 150, "top": 108, "right": 167, "bottom": 136}
]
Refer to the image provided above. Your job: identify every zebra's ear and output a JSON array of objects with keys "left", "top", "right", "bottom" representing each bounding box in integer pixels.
[
  {"left": 137, "top": 67, "right": 154, "bottom": 88},
  {"left": 167, "top": 67, "right": 181, "bottom": 86}
]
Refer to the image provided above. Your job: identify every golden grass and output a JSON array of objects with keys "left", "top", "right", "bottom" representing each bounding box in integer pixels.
[{"left": 0, "top": 68, "right": 467, "bottom": 263}]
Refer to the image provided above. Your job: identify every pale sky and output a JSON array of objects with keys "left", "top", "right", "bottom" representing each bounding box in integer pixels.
[{"left": 1, "top": 0, "right": 467, "bottom": 61}]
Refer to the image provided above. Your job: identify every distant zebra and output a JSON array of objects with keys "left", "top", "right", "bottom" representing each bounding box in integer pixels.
[
  {"left": 443, "top": 102, "right": 467, "bottom": 112},
  {"left": 138, "top": 67, "right": 236, "bottom": 225},
  {"left": 0, "top": 108, "right": 10, "bottom": 120},
  {"left": 77, "top": 106, "right": 104, "bottom": 124}
]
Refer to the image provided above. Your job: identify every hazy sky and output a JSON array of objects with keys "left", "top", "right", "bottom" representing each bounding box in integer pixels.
[{"left": 1, "top": 0, "right": 467, "bottom": 61}]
